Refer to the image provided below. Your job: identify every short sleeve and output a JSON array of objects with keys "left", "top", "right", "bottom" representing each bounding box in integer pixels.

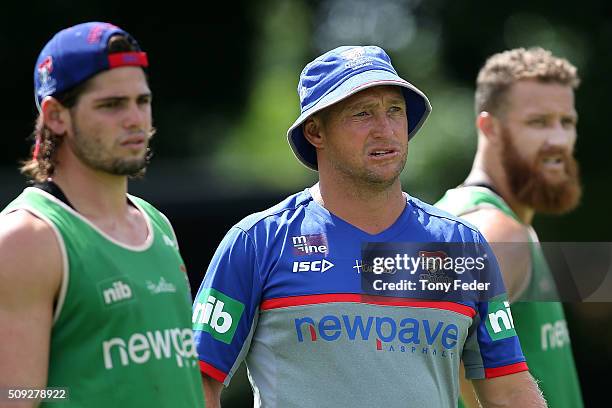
[
  {"left": 192, "top": 227, "right": 263, "bottom": 385},
  {"left": 462, "top": 234, "right": 529, "bottom": 379}
]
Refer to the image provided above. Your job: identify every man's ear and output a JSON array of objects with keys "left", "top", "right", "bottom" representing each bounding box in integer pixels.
[
  {"left": 41, "top": 96, "right": 70, "bottom": 135},
  {"left": 476, "top": 111, "right": 502, "bottom": 145},
  {"left": 302, "top": 115, "right": 325, "bottom": 149}
]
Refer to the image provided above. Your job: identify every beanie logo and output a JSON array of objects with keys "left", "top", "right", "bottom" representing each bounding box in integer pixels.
[{"left": 37, "top": 56, "right": 57, "bottom": 98}]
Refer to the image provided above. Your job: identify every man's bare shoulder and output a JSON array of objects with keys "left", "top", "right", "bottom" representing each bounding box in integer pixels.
[
  {"left": 0, "top": 210, "right": 62, "bottom": 295},
  {"left": 462, "top": 208, "right": 532, "bottom": 299},
  {"left": 461, "top": 207, "right": 529, "bottom": 243},
  {"left": 1, "top": 209, "right": 59, "bottom": 251}
]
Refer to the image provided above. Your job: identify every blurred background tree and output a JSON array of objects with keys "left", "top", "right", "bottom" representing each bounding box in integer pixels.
[{"left": 2, "top": 0, "right": 611, "bottom": 405}]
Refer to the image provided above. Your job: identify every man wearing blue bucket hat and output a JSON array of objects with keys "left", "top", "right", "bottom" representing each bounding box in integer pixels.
[
  {"left": 0, "top": 22, "right": 203, "bottom": 406},
  {"left": 193, "top": 46, "right": 546, "bottom": 407}
]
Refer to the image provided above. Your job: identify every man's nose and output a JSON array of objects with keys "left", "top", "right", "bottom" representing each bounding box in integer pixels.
[
  {"left": 546, "top": 120, "right": 575, "bottom": 150},
  {"left": 372, "top": 113, "right": 396, "bottom": 138},
  {"left": 123, "top": 101, "right": 148, "bottom": 129}
]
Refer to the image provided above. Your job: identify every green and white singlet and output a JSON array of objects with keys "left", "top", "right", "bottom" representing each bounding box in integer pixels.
[
  {"left": 1, "top": 187, "right": 204, "bottom": 407},
  {"left": 436, "top": 185, "right": 583, "bottom": 408}
]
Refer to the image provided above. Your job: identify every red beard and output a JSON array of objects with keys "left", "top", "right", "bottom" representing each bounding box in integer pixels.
[{"left": 501, "top": 128, "right": 582, "bottom": 214}]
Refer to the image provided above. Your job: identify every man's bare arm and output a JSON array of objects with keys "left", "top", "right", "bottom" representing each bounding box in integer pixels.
[
  {"left": 0, "top": 211, "right": 62, "bottom": 405},
  {"left": 472, "top": 371, "right": 546, "bottom": 407},
  {"left": 459, "top": 362, "right": 481, "bottom": 408},
  {"left": 459, "top": 208, "right": 533, "bottom": 407},
  {"left": 461, "top": 208, "right": 531, "bottom": 301},
  {"left": 202, "top": 375, "right": 224, "bottom": 408}
]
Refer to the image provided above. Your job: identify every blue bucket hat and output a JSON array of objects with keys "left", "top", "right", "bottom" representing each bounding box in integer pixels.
[
  {"left": 286, "top": 45, "right": 432, "bottom": 171},
  {"left": 34, "top": 22, "right": 148, "bottom": 112}
]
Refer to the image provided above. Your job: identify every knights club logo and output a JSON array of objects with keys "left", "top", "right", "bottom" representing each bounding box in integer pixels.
[
  {"left": 340, "top": 47, "right": 366, "bottom": 61},
  {"left": 340, "top": 46, "right": 373, "bottom": 70},
  {"left": 418, "top": 250, "right": 448, "bottom": 273},
  {"left": 37, "top": 56, "right": 57, "bottom": 98},
  {"left": 418, "top": 250, "right": 452, "bottom": 284}
]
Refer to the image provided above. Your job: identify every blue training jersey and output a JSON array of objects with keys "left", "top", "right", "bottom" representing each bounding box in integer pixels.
[{"left": 193, "top": 188, "right": 528, "bottom": 408}]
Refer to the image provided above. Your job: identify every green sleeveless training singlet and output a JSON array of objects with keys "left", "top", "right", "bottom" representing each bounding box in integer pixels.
[
  {"left": 436, "top": 186, "right": 583, "bottom": 408},
  {"left": 1, "top": 187, "right": 204, "bottom": 407}
]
